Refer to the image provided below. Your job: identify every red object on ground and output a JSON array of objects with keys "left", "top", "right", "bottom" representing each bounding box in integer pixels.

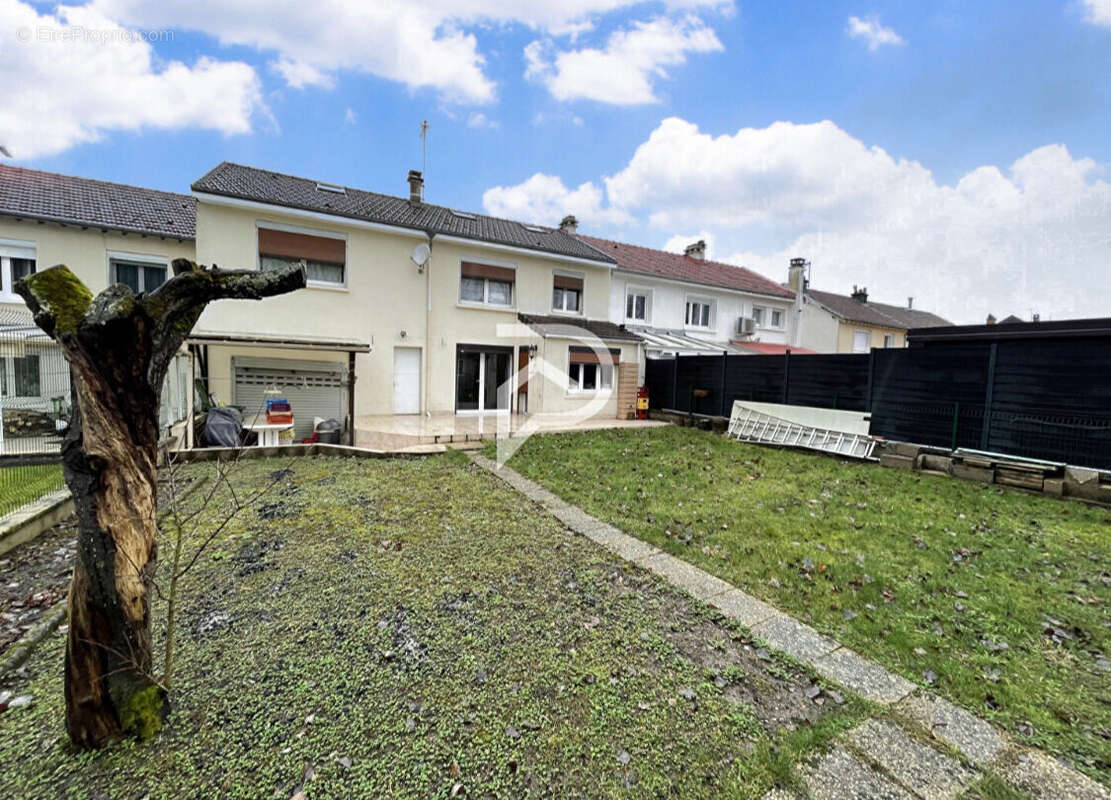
[
  {"left": 731, "top": 342, "right": 817, "bottom": 355},
  {"left": 636, "top": 387, "right": 650, "bottom": 419}
]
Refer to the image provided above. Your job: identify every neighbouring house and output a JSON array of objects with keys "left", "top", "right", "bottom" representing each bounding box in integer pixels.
[
  {"left": 190, "top": 163, "right": 641, "bottom": 441},
  {"left": 567, "top": 221, "right": 796, "bottom": 365},
  {"left": 0, "top": 165, "right": 196, "bottom": 450},
  {"left": 787, "top": 258, "right": 952, "bottom": 353}
]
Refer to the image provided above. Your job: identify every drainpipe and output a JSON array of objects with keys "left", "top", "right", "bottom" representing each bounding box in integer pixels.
[{"left": 424, "top": 231, "right": 435, "bottom": 417}]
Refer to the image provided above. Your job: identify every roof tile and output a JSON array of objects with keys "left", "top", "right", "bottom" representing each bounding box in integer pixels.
[
  {"left": 577, "top": 235, "right": 794, "bottom": 299},
  {"left": 192, "top": 162, "right": 614, "bottom": 264},
  {"left": 0, "top": 165, "right": 195, "bottom": 239},
  {"left": 807, "top": 289, "right": 951, "bottom": 328}
]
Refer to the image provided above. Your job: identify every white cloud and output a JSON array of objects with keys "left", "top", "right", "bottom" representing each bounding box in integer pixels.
[
  {"left": 467, "top": 112, "right": 499, "bottom": 129},
  {"left": 524, "top": 16, "right": 723, "bottom": 104},
  {"left": 91, "top": 0, "right": 732, "bottom": 105},
  {"left": 482, "top": 173, "right": 633, "bottom": 226},
  {"left": 0, "top": 0, "right": 263, "bottom": 159},
  {"left": 487, "top": 117, "right": 1111, "bottom": 323},
  {"left": 663, "top": 230, "right": 716, "bottom": 259},
  {"left": 1083, "top": 0, "right": 1111, "bottom": 26},
  {"left": 344, "top": 107, "right": 357, "bottom": 124},
  {"left": 846, "top": 15, "right": 905, "bottom": 50}
]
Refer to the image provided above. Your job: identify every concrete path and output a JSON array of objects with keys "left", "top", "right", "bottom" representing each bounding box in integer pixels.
[{"left": 469, "top": 453, "right": 1110, "bottom": 800}]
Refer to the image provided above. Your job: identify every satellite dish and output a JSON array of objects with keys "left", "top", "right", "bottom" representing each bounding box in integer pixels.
[{"left": 410, "top": 243, "right": 431, "bottom": 269}]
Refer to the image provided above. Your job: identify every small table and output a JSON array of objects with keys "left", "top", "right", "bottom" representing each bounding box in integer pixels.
[{"left": 243, "top": 416, "right": 293, "bottom": 447}]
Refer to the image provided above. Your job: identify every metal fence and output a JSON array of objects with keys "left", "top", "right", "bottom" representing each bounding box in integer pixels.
[{"left": 645, "top": 341, "right": 1111, "bottom": 470}]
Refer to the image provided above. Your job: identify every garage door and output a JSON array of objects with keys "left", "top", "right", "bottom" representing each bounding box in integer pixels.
[{"left": 233, "top": 357, "right": 346, "bottom": 440}]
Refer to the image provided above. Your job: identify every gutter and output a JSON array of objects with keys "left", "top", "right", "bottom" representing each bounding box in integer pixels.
[{"left": 0, "top": 210, "right": 193, "bottom": 241}]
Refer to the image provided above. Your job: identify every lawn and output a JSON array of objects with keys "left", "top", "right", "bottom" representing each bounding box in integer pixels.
[
  {"left": 0, "top": 452, "right": 868, "bottom": 799},
  {"left": 0, "top": 463, "right": 63, "bottom": 517},
  {"left": 491, "top": 426, "right": 1111, "bottom": 785}
]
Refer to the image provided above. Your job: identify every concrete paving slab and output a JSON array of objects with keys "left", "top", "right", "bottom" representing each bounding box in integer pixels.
[
  {"left": 636, "top": 551, "right": 733, "bottom": 601},
  {"left": 998, "top": 748, "right": 1111, "bottom": 800},
  {"left": 603, "top": 534, "right": 660, "bottom": 563},
  {"left": 814, "top": 647, "right": 916, "bottom": 706},
  {"left": 896, "top": 693, "right": 1005, "bottom": 766},
  {"left": 548, "top": 503, "right": 601, "bottom": 531},
  {"left": 752, "top": 614, "right": 839, "bottom": 664},
  {"left": 800, "top": 746, "right": 914, "bottom": 799},
  {"left": 847, "top": 719, "right": 975, "bottom": 800},
  {"left": 709, "top": 588, "right": 781, "bottom": 629}
]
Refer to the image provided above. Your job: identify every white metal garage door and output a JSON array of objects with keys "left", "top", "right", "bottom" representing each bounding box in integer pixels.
[{"left": 233, "top": 357, "right": 346, "bottom": 441}]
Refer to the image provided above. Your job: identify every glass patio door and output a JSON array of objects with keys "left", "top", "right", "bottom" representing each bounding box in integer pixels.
[{"left": 455, "top": 346, "right": 512, "bottom": 413}]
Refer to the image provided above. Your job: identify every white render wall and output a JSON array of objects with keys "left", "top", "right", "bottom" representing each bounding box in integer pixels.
[{"left": 607, "top": 270, "right": 793, "bottom": 346}]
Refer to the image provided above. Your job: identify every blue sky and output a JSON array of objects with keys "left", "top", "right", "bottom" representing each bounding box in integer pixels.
[{"left": 5, "top": 0, "right": 1111, "bottom": 322}]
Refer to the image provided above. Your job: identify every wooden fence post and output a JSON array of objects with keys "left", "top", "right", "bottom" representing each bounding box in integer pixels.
[{"left": 980, "top": 343, "right": 998, "bottom": 450}]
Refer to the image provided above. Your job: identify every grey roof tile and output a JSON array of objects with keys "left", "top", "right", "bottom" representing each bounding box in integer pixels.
[
  {"left": 0, "top": 165, "right": 195, "bottom": 239},
  {"left": 192, "top": 162, "right": 615, "bottom": 264},
  {"left": 807, "top": 289, "right": 951, "bottom": 329},
  {"left": 518, "top": 313, "right": 643, "bottom": 342}
]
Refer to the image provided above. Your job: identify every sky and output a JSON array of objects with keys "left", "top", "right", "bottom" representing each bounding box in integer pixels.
[{"left": 3, "top": 0, "right": 1110, "bottom": 324}]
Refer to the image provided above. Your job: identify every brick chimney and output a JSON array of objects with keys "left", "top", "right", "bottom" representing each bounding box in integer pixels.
[
  {"left": 559, "top": 214, "right": 578, "bottom": 234},
  {"left": 986, "top": 314, "right": 997, "bottom": 325},
  {"left": 684, "top": 240, "right": 706, "bottom": 260},
  {"left": 407, "top": 169, "right": 424, "bottom": 204},
  {"left": 907, "top": 297, "right": 914, "bottom": 310},
  {"left": 851, "top": 285, "right": 868, "bottom": 303}
]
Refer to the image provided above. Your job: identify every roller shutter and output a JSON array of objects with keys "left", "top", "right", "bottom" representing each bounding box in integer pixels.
[{"left": 233, "top": 357, "right": 346, "bottom": 440}]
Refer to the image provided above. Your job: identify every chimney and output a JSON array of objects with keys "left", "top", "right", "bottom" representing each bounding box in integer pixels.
[
  {"left": 788, "top": 257, "right": 808, "bottom": 294},
  {"left": 684, "top": 240, "right": 706, "bottom": 260},
  {"left": 986, "top": 314, "right": 997, "bottom": 325},
  {"left": 851, "top": 285, "right": 868, "bottom": 303},
  {"left": 559, "top": 214, "right": 578, "bottom": 234},
  {"left": 1032, "top": 312, "right": 1040, "bottom": 323},
  {"left": 407, "top": 169, "right": 424, "bottom": 204},
  {"left": 907, "top": 297, "right": 913, "bottom": 310}
]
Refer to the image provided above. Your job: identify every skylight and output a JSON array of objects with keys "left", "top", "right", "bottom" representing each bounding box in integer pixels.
[
  {"left": 452, "top": 210, "right": 476, "bottom": 220},
  {"left": 316, "top": 182, "right": 346, "bottom": 194},
  {"left": 525, "top": 225, "right": 547, "bottom": 233}
]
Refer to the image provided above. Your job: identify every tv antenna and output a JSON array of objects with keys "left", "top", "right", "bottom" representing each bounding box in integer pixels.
[{"left": 419, "top": 120, "right": 429, "bottom": 184}]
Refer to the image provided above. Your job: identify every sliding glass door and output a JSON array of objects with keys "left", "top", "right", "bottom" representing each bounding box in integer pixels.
[{"left": 455, "top": 345, "right": 513, "bottom": 413}]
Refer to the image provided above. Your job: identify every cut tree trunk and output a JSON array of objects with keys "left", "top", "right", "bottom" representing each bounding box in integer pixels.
[{"left": 17, "top": 260, "right": 305, "bottom": 748}]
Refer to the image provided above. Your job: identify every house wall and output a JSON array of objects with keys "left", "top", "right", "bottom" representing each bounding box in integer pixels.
[
  {"left": 0, "top": 217, "right": 195, "bottom": 309},
  {"left": 795, "top": 300, "right": 843, "bottom": 353},
  {"left": 607, "top": 271, "right": 792, "bottom": 345},
  {"left": 835, "top": 322, "right": 906, "bottom": 353},
  {"left": 194, "top": 199, "right": 622, "bottom": 418}
]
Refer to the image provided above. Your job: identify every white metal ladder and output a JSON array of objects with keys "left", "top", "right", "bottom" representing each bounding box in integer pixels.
[{"left": 727, "top": 406, "right": 876, "bottom": 459}]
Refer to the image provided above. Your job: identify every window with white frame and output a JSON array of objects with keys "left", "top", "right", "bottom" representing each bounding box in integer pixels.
[
  {"left": 625, "top": 289, "right": 649, "bottom": 322},
  {"left": 258, "top": 225, "right": 346, "bottom": 286},
  {"left": 852, "top": 330, "right": 871, "bottom": 353},
  {"left": 752, "top": 306, "right": 765, "bottom": 327},
  {"left": 567, "top": 347, "right": 616, "bottom": 393},
  {"left": 883, "top": 333, "right": 896, "bottom": 348},
  {"left": 0, "top": 240, "right": 37, "bottom": 299},
  {"left": 460, "top": 261, "right": 515, "bottom": 307},
  {"left": 771, "top": 309, "right": 784, "bottom": 328},
  {"left": 109, "top": 255, "right": 167, "bottom": 293},
  {"left": 552, "top": 272, "right": 583, "bottom": 313},
  {"left": 685, "top": 299, "right": 713, "bottom": 328},
  {"left": 0, "top": 354, "right": 40, "bottom": 398}
]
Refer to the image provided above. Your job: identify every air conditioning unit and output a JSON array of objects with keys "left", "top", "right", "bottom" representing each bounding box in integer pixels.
[{"left": 735, "top": 317, "right": 756, "bottom": 336}]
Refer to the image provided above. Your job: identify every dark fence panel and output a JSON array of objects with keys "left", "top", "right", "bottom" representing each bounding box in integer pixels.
[
  {"left": 723, "top": 354, "right": 787, "bottom": 408},
  {"left": 645, "top": 357, "right": 677, "bottom": 412},
  {"left": 868, "top": 345, "right": 992, "bottom": 450},
  {"left": 783, "top": 354, "right": 870, "bottom": 410}
]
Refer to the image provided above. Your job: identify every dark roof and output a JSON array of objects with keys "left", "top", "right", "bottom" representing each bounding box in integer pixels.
[
  {"left": 909, "top": 317, "right": 1111, "bottom": 344},
  {"left": 0, "top": 165, "right": 195, "bottom": 239},
  {"left": 192, "top": 162, "right": 614, "bottom": 264},
  {"left": 577, "top": 234, "right": 794, "bottom": 299},
  {"left": 806, "top": 289, "right": 951, "bottom": 329},
  {"left": 518, "top": 313, "right": 642, "bottom": 343}
]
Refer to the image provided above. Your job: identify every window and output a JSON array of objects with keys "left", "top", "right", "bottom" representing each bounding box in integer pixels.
[
  {"left": 567, "top": 346, "right": 617, "bottom": 393},
  {"left": 0, "top": 240, "right": 36, "bottom": 298},
  {"left": 625, "top": 290, "right": 648, "bottom": 322},
  {"left": 883, "top": 333, "right": 896, "bottom": 348},
  {"left": 552, "top": 273, "right": 583, "bottom": 313},
  {"left": 258, "top": 226, "right": 346, "bottom": 287},
  {"left": 1, "top": 355, "right": 40, "bottom": 398},
  {"left": 752, "top": 306, "right": 765, "bottom": 326},
  {"left": 852, "top": 330, "right": 871, "bottom": 353},
  {"left": 460, "top": 261, "right": 515, "bottom": 307},
  {"left": 109, "top": 257, "right": 166, "bottom": 293},
  {"left": 685, "top": 300, "right": 712, "bottom": 328},
  {"left": 771, "top": 309, "right": 783, "bottom": 328}
]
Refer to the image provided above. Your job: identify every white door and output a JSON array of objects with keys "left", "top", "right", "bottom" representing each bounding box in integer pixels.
[{"left": 393, "top": 347, "right": 421, "bottom": 414}]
